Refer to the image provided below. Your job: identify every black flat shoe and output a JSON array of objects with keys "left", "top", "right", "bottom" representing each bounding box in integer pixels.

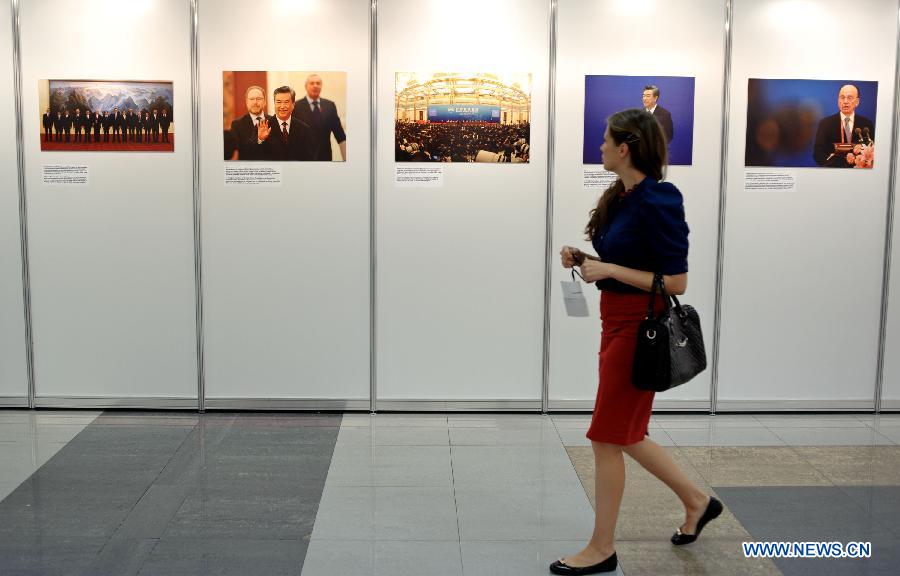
[
  {"left": 671, "top": 496, "right": 723, "bottom": 545},
  {"left": 549, "top": 552, "right": 617, "bottom": 575}
]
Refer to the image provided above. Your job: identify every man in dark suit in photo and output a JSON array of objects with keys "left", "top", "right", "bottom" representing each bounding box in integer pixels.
[
  {"left": 294, "top": 74, "right": 346, "bottom": 161},
  {"left": 62, "top": 110, "right": 72, "bottom": 142},
  {"left": 73, "top": 108, "right": 83, "bottom": 143},
  {"left": 149, "top": 108, "right": 161, "bottom": 142},
  {"left": 111, "top": 107, "right": 122, "bottom": 142},
  {"left": 127, "top": 108, "right": 137, "bottom": 142},
  {"left": 53, "top": 110, "right": 63, "bottom": 141},
  {"left": 160, "top": 108, "right": 171, "bottom": 143},
  {"left": 813, "top": 84, "right": 874, "bottom": 167},
  {"left": 228, "top": 85, "right": 268, "bottom": 160},
  {"left": 257, "top": 85, "right": 314, "bottom": 161},
  {"left": 93, "top": 110, "right": 102, "bottom": 142},
  {"left": 42, "top": 108, "right": 53, "bottom": 142},
  {"left": 102, "top": 111, "right": 111, "bottom": 142},
  {"left": 642, "top": 84, "right": 674, "bottom": 143}
]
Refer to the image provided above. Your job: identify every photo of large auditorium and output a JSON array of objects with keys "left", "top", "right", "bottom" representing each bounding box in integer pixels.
[{"left": 394, "top": 72, "right": 531, "bottom": 163}]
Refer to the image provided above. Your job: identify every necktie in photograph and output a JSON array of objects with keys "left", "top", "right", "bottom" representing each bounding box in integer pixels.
[
  {"left": 281, "top": 122, "right": 289, "bottom": 145},
  {"left": 313, "top": 101, "right": 323, "bottom": 127},
  {"left": 844, "top": 117, "right": 852, "bottom": 143}
]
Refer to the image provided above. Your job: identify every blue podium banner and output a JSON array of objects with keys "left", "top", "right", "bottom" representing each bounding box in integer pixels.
[{"left": 427, "top": 105, "right": 501, "bottom": 123}]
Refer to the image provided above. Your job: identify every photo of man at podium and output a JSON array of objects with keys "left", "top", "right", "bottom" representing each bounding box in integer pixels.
[{"left": 813, "top": 84, "right": 875, "bottom": 168}]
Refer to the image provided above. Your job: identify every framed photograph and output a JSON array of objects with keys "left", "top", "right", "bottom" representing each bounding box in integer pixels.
[
  {"left": 40, "top": 79, "right": 174, "bottom": 152},
  {"left": 746, "top": 78, "right": 878, "bottom": 168},
  {"left": 223, "top": 71, "right": 347, "bottom": 162},
  {"left": 584, "top": 75, "right": 696, "bottom": 166},
  {"left": 395, "top": 72, "right": 532, "bottom": 163}
]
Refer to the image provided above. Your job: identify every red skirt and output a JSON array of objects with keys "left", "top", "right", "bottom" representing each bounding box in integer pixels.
[{"left": 586, "top": 291, "right": 664, "bottom": 445}]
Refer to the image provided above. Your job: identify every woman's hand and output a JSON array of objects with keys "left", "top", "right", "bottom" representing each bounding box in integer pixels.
[
  {"left": 579, "top": 259, "right": 613, "bottom": 283},
  {"left": 560, "top": 245, "right": 585, "bottom": 268}
]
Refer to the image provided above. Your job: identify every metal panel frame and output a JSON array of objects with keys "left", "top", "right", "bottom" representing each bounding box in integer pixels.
[{"left": 9, "top": 0, "right": 33, "bottom": 409}]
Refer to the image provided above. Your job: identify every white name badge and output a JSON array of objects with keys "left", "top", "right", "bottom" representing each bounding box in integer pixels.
[{"left": 561, "top": 280, "right": 589, "bottom": 317}]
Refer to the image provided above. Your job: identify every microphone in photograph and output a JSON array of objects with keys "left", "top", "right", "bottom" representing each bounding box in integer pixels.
[
  {"left": 854, "top": 127, "right": 862, "bottom": 143},
  {"left": 863, "top": 127, "right": 873, "bottom": 145}
]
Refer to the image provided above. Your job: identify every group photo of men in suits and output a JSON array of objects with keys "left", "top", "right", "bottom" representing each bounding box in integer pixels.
[
  {"left": 40, "top": 79, "right": 174, "bottom": 152},
  {"left": 223, "top": 71, "right": 347, "bottom": 162},
  {"left": 42, "top": 105, "right": 173, "bottom": 151}
]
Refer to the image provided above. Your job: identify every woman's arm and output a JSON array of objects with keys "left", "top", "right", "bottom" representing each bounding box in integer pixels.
[{"left": 579, "top": 259, "right": 687, "bottom": 295}]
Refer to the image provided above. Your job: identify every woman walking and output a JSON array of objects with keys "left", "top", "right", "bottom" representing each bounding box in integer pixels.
[{"left": 553, "top": 109, "right": 722, "bottom": 575}]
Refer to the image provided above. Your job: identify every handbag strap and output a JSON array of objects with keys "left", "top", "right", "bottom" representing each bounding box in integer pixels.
[{"left": 646, "top": 273, "right": 671, "bottom": 318}]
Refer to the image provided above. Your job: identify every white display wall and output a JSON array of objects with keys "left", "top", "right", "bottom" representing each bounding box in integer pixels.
[
  {"left": 2, "top": 0, "right": 900, "bottom": 413},
  {"left": 375, "top": 0, "right": 550, "bottom": 409},
  {"left": 0, "top": 3, "right": 27, "bottom": 406},
  {"left": 549, "top": 0, "right": 726, "bottom": 411},
  {"left": 199, "top": 0, "right": 371, "bottom": 408},
  {"left": 19, "top": 0, "right": 197, "bottom": 406},
  {"left": 716, "top": 0, "right": 897, "bottom": 410}
]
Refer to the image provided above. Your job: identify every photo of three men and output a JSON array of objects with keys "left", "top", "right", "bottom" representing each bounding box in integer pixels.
[{"left": 223, "top": 71, "right": 347, "bottom": 162}]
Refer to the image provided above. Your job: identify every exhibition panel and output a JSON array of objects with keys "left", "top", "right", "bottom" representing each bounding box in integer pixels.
[
  {"left": 0, "top": 1, "right": 28, "bottom": 405},
  {"left": 549, "top": 0, "right": 726, "bottom": 411},
  {"left": 375, "top": 0, "right": 549, "bottom": 408},
  {"left": 716, "top": 0, "right": 897, "bottom": 410},
  {"left": 19, "top": 0, "right": 197, "bottom": 405},
  {"left": 198, "top": 0, "right": 370, "bottom": 407},
  {"left": 882, "top": 88, "right": 900, "bottom": 411}
]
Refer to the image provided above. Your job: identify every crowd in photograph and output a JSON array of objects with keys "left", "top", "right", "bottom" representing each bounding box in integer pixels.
[
  {"left": 41, "top": 107, "right": 172, "bottom": 144},
  {"left": 395, "top": 120, "right": 530, "bottom": 162}
]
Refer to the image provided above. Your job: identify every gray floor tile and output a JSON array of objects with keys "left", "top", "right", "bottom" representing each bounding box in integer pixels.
[
  {"left": 327, "top": 445, "right": 453, "bottom": 487},
  {"left": 114, "top": 485, "right": 194, "bottom": 539},
  {"left": 138, "top": 538, "right": 308, "bottom": 576},
  {"left": 301, "top": 539, "right": 375, "bottom": 576},
  {"left": 556, "top": 429, "right": 592, "bottom": 446},
  {"left": 450, "top": 416, "right": 554, "bottom": 429},
  {"left": 666, "top": 426, "right": 786, "bottom": 446},
  {"left": 309, "top": 486, "right": 376, "bottom": 540},
  {"left": 78, "top": 538, "right": 158, "bottom": 576},
  {"left": 450, "top": 445, "right": 580, "bottom": 491},
  {"left": 769, "top": 427, "right": 895, "bottom": 446},
  {"left": 716, "top": 486, "right": 900, "bottom": 576},
  {"left": 874, "top": 427, "right": 900, "bottom": 444},
  {"left": 374, "top": 487, "right": 459, "bottom": 541},
  {"left": 839, "top": 486, "right": 900, "bottom": 539},
  {"left": 312, "top": 486, "right": 458, "bottom": 541},
  {"left": 374, "top": 540, "right": 463, "bottom": 576},
  {"left": 455, "top": 487, "right": 593, "bottom": 541},
  {"left": 657, "top": 416, "right": 763, "bottom": 429},
  {"left": 449, "top": 426, "right": 561, "bottom": 446},
  {"left": 756, "top": 415, "right": 873, "bottom": 428},
  {"left": 336, "top": 427, "right": 450, "bottom": 446},
  {"left": 163, "top": 485, "right": 324, "bottom": 540},
  {"left": 0, "top": 535, "right": 107, "bottom": 576},
  {"left": 461, "top": 540, "right": 623, "bottom": 576}
]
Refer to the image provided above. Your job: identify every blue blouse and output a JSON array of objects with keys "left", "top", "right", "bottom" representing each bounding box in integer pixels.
[{"left": 591, "top": 178, "right": 690, "bottom": 294}]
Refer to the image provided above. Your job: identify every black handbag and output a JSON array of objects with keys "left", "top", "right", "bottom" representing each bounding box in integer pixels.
[{"left": 632, "top": 274, "right": 707, "bottom": 392}]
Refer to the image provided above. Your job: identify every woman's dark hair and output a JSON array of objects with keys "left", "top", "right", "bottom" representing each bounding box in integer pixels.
[{"left": 584, "top": 108, "right": 668, "bottom": 240}]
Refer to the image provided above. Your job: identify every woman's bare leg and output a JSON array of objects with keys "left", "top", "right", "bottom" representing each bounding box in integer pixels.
[
  {"left": 560, "top": 441, "right": 623, "bottom": 566},
  {"left": 622, "top": 437, "right": 710, "bottom": 534}
]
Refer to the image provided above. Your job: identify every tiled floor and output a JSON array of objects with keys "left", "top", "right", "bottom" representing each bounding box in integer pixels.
[{"left": 0, "top": 410, "right": 898, "bottom": 575}]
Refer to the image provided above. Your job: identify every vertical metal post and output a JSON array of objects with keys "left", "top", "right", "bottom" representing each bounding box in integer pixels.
[
  {"left": 370, "top": 0, "right": 378, "bottom": 414},
  {"left": 710, "top": 0, "right": 734, "bottom": 416},
  {"left": 874, "top": 0, "right": 900, "bottom": 414},
  {"left": 10, "top": 0, "right": 34, "bottom": 409},
  {"left": 541, "top": 0, "right": 558, "bottom": 415},
  {"left": 190, "top": 0, "right": 205, "bottom": 412}
]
